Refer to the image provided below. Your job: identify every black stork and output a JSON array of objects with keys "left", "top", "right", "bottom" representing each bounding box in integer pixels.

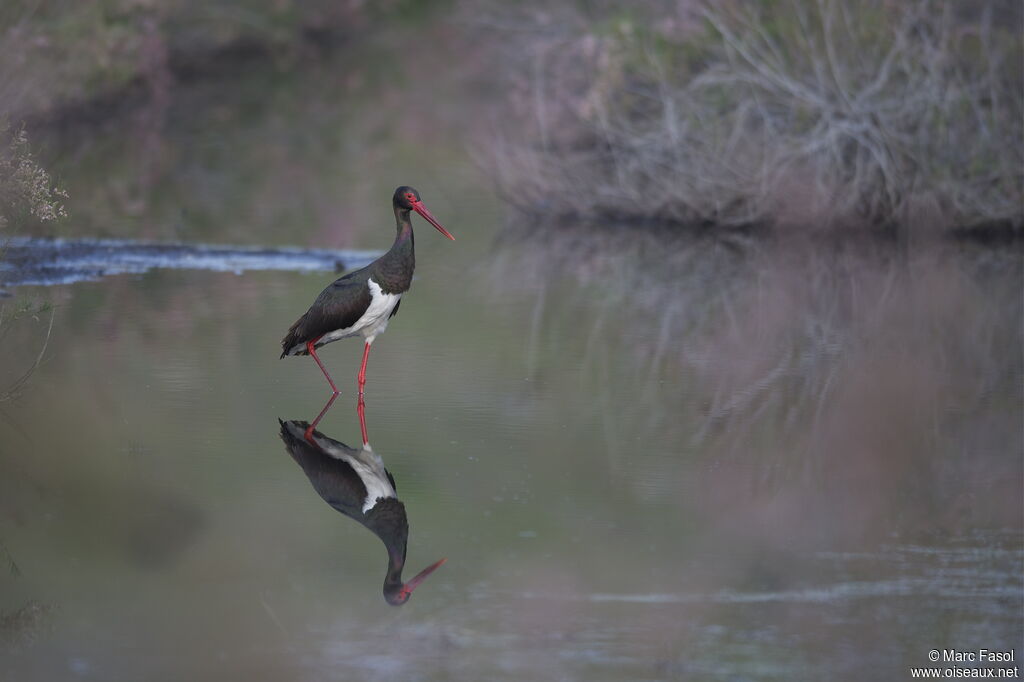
[
  {"left": 281, "top": 186, "right": 454, "bottom": 394},
  {"left": 279, "top": 410, "right": 446, "bottom": 606}
]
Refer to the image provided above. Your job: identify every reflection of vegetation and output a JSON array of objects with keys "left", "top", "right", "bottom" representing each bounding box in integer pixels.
[
  {"left": 0, "top": 300, "right": 54, "bottom": 403},
  {"left": 491, "top": 225, "right": 1023, "bottom": 536},
  {"left": 481, "top": 0, "right": 1023, "bottom": 232},
  {"left": 0, "top": 600, "right": 55, "bottom": 652},
  {"left": 0, "top": 119, "right": 67, "bottom": 229},
  {"left": 1, "top": 540, "right": 19, "bottom": 577}
]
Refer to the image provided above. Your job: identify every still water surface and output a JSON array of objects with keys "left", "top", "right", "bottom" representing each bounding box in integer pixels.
[{"left": 1, "top": 24, "right": 1021, "bottom": 682}]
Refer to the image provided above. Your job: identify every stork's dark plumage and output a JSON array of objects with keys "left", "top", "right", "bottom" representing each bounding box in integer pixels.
[
  {"left": 279, "top": 418, "right": 445, "bottom": 606},
  {"left": 281, "top": 186, "right": 454, "bottom": 394}
]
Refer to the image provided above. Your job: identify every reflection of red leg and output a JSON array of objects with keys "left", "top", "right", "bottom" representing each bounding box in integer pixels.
[
  {"left": 305, "top": 392, "right": 338, "bottom": 442},
  {"left": 307, "top": 338, "right": 339, "bottom": 394},
  {"left": 357, "top": 341, "right": 371, "bottom": 395},
  {"left": 357, "top": 394, "right": 369, "bottom": 447}
]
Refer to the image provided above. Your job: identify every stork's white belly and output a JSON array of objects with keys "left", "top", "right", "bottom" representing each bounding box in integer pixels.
[
  {"left": 313, "top": 437, "right": 396, "bottom": 513},
  {"left": 319, "top": 278, "right": 401, "bottom": 346}
]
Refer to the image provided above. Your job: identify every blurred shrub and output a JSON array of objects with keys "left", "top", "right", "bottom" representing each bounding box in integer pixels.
[
  {"left": 478, "top": 0, "right": 1023, "bottom": 233},
  {"left": 0, "top": 118, "right": 67, "bottom": 229}
]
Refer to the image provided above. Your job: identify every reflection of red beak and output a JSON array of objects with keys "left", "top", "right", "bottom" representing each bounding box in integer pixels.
[
  {"left": 399, "top": 557, "right": 447, "bottom": 601},
  {"left": 411, "top": 200, "right": 455, "bottom": 240}
]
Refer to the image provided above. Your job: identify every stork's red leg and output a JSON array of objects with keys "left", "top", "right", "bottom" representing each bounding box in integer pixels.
[
  {"left": 305, "top": 392, "right": 338, "bottom": 442},
  {"left": 357, "top": 341, "right": 372, "bottom": 395},
  {"left": 357, "top": 394, "right": 369, "bottom": 448},
  {"left": 307, "top": 338, "right": 339, "bottom": 395}
]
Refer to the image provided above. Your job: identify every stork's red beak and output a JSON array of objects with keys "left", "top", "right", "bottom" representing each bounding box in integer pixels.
[
  {"left": 399, "top": 557, "right": 447, "bottom": 599},
  {"left": 411, "top": 201, "right": 455, "bottom": 240}
]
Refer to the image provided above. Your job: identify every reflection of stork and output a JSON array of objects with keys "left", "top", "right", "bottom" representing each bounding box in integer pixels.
[
  {"left": 280, "top": 186, "right": 455, "bottom": 395},
  {"left": 279, "top": 397, "right": 445, "bottom": 605}
]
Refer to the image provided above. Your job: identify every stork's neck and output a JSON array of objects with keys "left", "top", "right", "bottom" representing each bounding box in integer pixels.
[
  {"left": 380, "top": 522, "right": 409, "bottom": 603},
  {"left": 371, "top": 207, "right": 415, "bottom": 293},
  {"left": 384, "top": 547, "right": 406, "bottom": 589},
  {"left": 365, "top": 497, "right": 409, "bottom": 578},
  {"left": 393, "top": 206, "right": 414, "bottom": 244}
]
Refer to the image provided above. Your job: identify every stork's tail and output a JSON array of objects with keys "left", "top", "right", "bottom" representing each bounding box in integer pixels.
[{"left": 281, "top": 316, "right": 310, "bottom": 358}]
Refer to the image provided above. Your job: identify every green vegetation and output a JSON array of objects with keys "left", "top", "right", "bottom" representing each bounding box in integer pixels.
[
  {"left": 1, "top": 1, "right": 357, "bottom": 235},
  {"left": 482, "top": 0, "right": 1023, "bottom": 233},
  {"left": 0, "top": 1, "right": 358, "bottom": 119},
  {"left": 0, "top": 0, "right": 449, "bottom": 121},
  {"left": 0, "top": 1, "right": 451, "bottom": 240}
]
